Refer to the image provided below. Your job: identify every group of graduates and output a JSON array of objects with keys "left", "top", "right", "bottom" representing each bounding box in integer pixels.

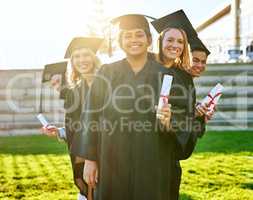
[{"left": 41, "top": 9, "right": 215, "bottom": 200}]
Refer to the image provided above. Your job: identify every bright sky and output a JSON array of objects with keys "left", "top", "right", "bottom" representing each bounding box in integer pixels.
[{"left": 0, "top": 0, "right": 228, "bottom": 69}]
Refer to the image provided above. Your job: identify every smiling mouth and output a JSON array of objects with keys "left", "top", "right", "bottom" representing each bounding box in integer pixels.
[
  {"left": 167, "top": 48, "right": 180, "bottom": 54},
  {"left": 129, "top": 44, "right": 142, "bottom": 49},
  {"left": 192, "top": 66, "right": 204, "bottom": 72},
  {"left": 191, "top": 68, "right": 201, "bottom": 74},
  {"left": 80, "top": 63, "right": 89, "bottom": 67}
]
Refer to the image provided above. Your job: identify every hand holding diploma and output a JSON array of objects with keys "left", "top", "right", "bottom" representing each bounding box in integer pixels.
[
  {"left": 197, "top": 83, "right": 224, "bottom": 121},
  {"left": 157, "top": 103, "right": 172, "bottom": 129},
  {"left": 37, "top": 114, "right": 66, "bottom": 140},
  {"left": 41, "top": 125, "right": 58, "bottom": 137},
  {"left": 156, "top": 75, "right": 173, "bottom": 129},
  {"left": 195, "top": 102, "right": 215, "bottom": 122},
  {"left": 205, "top": 108, "right": 215, "bottom": 121},
  {"left": 195, "top": 102, "right": 209, "bottom": 117}
]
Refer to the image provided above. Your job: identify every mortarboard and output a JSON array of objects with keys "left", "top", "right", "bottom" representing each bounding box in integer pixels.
[
  {"left": 111, "top": 14, "right": 156, "bottom": 33},
  {"left": 42, "top": 61, "right": 68, "bottom": 83},
  {"left": 39, "top": 61, "right": 68, "bottom": 113},
  {"left": 189, "top": 36, "right": 211, "bottom": 56},
  {"left": 151, "top": 9, "right": 197, "bottom": 40},
  {"left": 64, "top": 37, "right": 104, "bottom": 58}
]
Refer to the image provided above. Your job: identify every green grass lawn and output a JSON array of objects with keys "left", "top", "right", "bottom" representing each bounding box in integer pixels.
[{"left": 0, "top": 131, "right": 253, "bottom": 200}]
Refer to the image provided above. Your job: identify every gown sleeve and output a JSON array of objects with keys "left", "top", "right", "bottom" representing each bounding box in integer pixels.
[
  {"left": 71, "top": 65, "right": 110, "bottom": 161},
  {"left": 57, "top": 127, "right": 67, "bottom": 142},
  {"left": 169, "top": 105, "right": 193, "bottom": 159},
  {"left": 166, "top": 69, "right": 206, "bottom": 160},
  {"left": 175, "top": 115, "right": 206, "bottom": 160},
  {"left": 58, "top": 87, "right": 71, "bottom": 145},
  {"left": 59, "top": 87, "right": 69, "bottom": 100}
]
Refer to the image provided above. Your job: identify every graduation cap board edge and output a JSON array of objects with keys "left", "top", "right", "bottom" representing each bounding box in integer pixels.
[
  {"left": 64, "top": 37, "right": 104, "bottom": 59},
  {"left": 39, "top": 61, "right": 68, "bottom": 113},
  {"left": 151, "top": 9, "right": 198, "bottom": 41},
  {"left": 42, "top": 61, "right": 68, "bottom": 83},
  {"left": 110, "top": 14, "right": 157, "bottom": 30},
  {"left": 189, "top": 37, "right": 211, "bottom": 56}
]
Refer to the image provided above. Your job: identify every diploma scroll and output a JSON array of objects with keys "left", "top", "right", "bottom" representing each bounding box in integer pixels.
[
  {"left": 156, "top": 75, "right": 173, "bottom": 119},
  {"left": 37, "top": 114, "right": 64, "bottom": 140},
  {"left": 36, "top": 113, "right": 49, "bottom": 127},
  {"left": 201, "top": 83, "right": 224, "bottom": 114}
]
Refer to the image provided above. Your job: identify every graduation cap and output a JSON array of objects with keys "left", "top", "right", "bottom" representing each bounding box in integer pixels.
[
  {"left": 189, "top": 36, "right": 211, "bottom": 56},
  {"left": 151, "top": 9, "right": 197, "bottom": 40},
  {"left": 39, "top": 61, "right": 68, "bottom": 113},
  {"left": 42, "top": 61, "right": 68, "bottom": 83},
  {"left": 64, "top": 37, "right": 104, "bottom": 58},
  {"left": 111, "top": 14, "right": 156, "bottom": 32}
]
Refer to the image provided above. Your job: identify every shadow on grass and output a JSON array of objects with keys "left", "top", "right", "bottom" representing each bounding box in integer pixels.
[
  {"left": 194, "top": 131, "right": 253, "bottom": 154},
  {"left": 1, "top": 131, "right": 253, "bottom": 155},
  {"left": 240, "top": 182, "right": 253, "bottom": 190},
  {"left": 179, "top": 193, "right": 193, "bottom": 200},
  {"left": 0, "top": 135, "right": 68, "bottom": 155}
]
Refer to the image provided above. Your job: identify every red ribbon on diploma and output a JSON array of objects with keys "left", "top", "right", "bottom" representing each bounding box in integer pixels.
[
  {"left": 207, "top": 92, "right": 222, "bottom": 107},
  {"left": 160, "top": 95, "right": 169, "bottom": 104}
]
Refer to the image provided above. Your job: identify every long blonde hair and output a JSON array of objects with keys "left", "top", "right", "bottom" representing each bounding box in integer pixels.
[
  {"left": 157, "top": 27, "right": 191, "bottom": 70},
  {"left": 68, "top": 48, "right": 101, "bottom": 88}
]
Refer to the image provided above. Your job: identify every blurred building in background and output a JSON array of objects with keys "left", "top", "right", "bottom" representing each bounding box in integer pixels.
[
  {"left": 197, "top": 0, "right": 253, "bottom": 63},
  {"left": 1, "top": 0, "right": 253, "bottom": 136}
]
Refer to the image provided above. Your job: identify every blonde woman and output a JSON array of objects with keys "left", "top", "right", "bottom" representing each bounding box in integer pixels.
[
  {"left": 42, "top": 37, "right": 103, "bottom": 200},
  {"left": 152, "top": 10, "right": 207, "bottom": 199}
]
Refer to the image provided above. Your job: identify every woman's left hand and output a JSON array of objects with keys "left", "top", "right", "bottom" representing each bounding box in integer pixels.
[
  {"left": 205, "top": 107, "right": 215, "bottom": 122},
  {"left": 195, "top": 103, "right": 209, "bottom": 117}
]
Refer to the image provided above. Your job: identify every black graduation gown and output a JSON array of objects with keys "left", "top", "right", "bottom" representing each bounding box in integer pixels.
[
  {"left": 166, "top": 66, "right": 206, "bottom": 160},
  {"left": 166, "top": 67, "right": 206, "bottom": 199},
  {"left": 77, "top": 58, "right": 178, "bottom": 200},
  {"left": 172, "top": 69, "right": 194, "bottom": 147},
  {"left": 60, "top": 80, "right": 90, "bottom": 196},
  {"left": 60, "top": 79, "right": 89, "bottom": 154}
]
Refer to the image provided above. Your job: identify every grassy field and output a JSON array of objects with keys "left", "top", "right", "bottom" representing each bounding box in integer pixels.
[{"left": 0, "top": 131, "right": 253, "bottom": 200}]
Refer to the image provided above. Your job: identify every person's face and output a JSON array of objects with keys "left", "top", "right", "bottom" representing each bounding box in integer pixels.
[
  {"left": 190, "top": 51, "right": 207, "bottom": 77},
  {"left": 120, "top": 28, "right": 151, "bottom": 57},
  {"left": 71, "top": 48, "right": 94, "bottom": 75},
  {"left": 162, "top": 28, "right": 184, "bottom": 61}
]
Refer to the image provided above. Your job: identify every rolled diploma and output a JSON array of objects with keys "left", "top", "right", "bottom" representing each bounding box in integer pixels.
[
  {"left": 156, "top": 75, "right": 173, "bottom": 118},
  {"left": 36, "top": 114, "right": 64, "bottom": 140},
  {"left": 36, "top": 113, "right": 49, "bottom": 127},
  {"left": 201, "top": 83, "right": 224, "bottom": 114}
]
